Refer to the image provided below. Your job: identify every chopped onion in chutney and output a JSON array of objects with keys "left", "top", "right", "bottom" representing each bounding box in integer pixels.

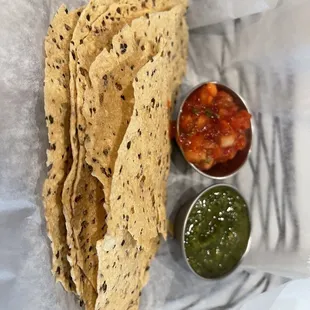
[
  {"left": 184, "top": 186, "right": 250, "bottom": 278},
  {"left": 177, "top": 83, "right": 251, "bottom": 171}
]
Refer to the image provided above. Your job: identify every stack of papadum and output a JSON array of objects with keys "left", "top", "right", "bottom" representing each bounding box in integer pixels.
[{"left": 42, "top": 0, "right": 188, "bottom": 309}]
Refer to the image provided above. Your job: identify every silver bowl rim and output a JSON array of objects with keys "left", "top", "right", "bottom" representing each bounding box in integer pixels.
[
  {"left": 179, "top": 183, "right": 252, "bottom": 281},
  {"left": 176, "top": 81, "right": 254, "bottom": 180}
]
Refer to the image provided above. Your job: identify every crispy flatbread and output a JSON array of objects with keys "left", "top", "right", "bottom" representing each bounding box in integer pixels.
[
  {"left": 108, "top": 6, "right": 187, "bottom": 243},
  {"left": 81, "top": 23, "right": 155, "bottom": 215},
  {"left": 61, "top": 1, "right": 116, "bottom": 307},
  {"left": 82, "top": 0, "right": 187, "bottom": 217},
  {"left": 65, "top": 0, "right": 186, "bottom": 306},
  {"left": 95, "top": 232, "right": 159, "bottom": 310},
  {"left": 94, "top": 5, "right": 188, "bottom": 309},
  {"left": 84, "top": 4, "right": 188, "bottom": 244},
  {"left": 42, "top": 4, "right": 83, "bottom": 292},
  {"left": 44, "top": 1, "right": 188, "bottom": 308}
]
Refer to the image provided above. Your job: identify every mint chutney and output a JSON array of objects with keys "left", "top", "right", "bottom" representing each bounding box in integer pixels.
[{"left": 184, "top": 185, "right": 250, "bottom": 278}]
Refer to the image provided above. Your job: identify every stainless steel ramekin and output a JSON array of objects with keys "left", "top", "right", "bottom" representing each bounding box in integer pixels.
[
  {"left": 174, "top": 184, "right": 251, "bottom": 280},
  {"left": 176, "top": 81, "right": 253, "bottom": 179}
]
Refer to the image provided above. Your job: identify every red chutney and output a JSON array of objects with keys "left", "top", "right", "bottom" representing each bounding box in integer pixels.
[{"left": 177, "top": 83, "right": 251, "bottom": 171}]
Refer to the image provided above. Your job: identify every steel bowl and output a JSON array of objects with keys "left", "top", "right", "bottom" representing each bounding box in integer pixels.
[
  {"left": 176, "top": 81, "right": 253, "bottom": 180},
  {"left": 174, "top": 184, "right": 251, "bottom": 280}
]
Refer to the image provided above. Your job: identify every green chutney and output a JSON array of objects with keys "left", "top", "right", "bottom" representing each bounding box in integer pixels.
[{"left": 184, "top": 185, "right": 250, "bottom": 278}]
